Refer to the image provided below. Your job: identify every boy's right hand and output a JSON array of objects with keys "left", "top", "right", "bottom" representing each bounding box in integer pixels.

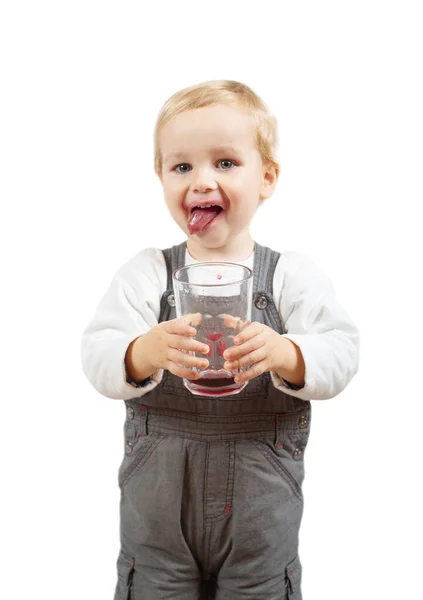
[{"left": 126, "top": 316, "right": 210, "bottom": 381}]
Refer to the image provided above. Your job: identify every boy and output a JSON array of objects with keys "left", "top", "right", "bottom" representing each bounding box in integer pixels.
[{"left": 81, "top": 80, "right": 359, "bottom": 600}]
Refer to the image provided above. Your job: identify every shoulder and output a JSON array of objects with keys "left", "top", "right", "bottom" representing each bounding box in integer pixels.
[
  {"left": 113, "top": 247, "right": 167, "bottom": 293},
  {"left": 277, "top": 250, "right": 324, "bottom": 278},
  {"left": 272, "top": 248, "right": 320, "bottom": 279},
  {"left": 272, "top": 249, "right": 333, "bottom": 300}
]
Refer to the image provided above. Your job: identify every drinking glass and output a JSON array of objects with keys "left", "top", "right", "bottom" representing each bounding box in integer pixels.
[{"left": 173, "top": 262, "right": 252, "bottom": 397}]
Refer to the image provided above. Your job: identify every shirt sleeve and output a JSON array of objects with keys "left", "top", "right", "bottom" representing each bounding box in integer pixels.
[
  {"left": 270, "top": 251, "right": 360, "bottom": 400},
  {"left": 80, "top": 249, "right": 165, "bottom": 400}
]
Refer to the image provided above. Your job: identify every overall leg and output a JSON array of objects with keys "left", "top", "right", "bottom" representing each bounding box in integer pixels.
[
  {"left": 115, "top": 430, "right": 206, "bottom": 599},
  {"left": 212, "top": 438, "right": 304, "bottom": 599},
  {"left": 209, "top": 415, "right": 308, "bottom": 600}
]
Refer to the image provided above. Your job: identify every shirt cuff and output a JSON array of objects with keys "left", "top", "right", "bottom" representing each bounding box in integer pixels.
[
  {"left": 126, "top": 371, "right": 153, "bottom": 388},
  {"left": 279, "top": 377, "right": 304, "bottom": 391},
  {"left": 270, "top": 370, "right": 308, "bottom": 394},
  {"left": 123, "top": 362, "right": 164, "bottom": 394}
]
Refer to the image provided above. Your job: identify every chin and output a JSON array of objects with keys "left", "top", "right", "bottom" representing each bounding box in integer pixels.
[{"left": 193, "top": 233, "right": 232, "bottom": 252}]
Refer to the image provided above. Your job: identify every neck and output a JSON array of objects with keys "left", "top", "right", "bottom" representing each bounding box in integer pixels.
[{"left": 187, "top": 232, "right": 255, "bottom": 262}]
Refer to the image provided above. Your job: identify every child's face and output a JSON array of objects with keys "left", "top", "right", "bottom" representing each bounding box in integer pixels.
[{"left": 159, "top": 104, "right": 277, "bottom": 257}]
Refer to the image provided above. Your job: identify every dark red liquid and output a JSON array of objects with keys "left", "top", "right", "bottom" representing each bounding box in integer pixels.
[
  {"left": 198, "top": 377, "right": 236, "bottom": 388},
  {"left": 207, "top": 333, "right": 223, "bottom": 342}
]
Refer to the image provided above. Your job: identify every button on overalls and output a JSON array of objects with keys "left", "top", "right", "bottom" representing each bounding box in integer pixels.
[{"left": 114, "top": 242, "right": 311, "bottom": 600}]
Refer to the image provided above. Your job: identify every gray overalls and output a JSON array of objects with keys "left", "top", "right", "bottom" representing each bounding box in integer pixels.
[{"left": 114, "top": 242, "right": 311, "bottom": 600}]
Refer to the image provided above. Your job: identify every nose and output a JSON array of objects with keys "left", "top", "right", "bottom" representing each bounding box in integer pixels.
[{"left": 191, "top": 167, "right": 218, "bottom": 193}]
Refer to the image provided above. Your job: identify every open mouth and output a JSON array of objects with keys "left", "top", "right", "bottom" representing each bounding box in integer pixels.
[{"left": 187, "top": 205, "right": 224, "bottom": 235}]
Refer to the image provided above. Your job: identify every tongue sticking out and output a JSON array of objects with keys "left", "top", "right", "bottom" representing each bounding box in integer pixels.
[{"left": 187, "top": 206, "right": 222, "bottom": 235}]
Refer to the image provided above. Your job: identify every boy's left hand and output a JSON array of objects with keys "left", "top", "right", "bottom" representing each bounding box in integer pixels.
[{"left": 223, "top": 322, "right": 289, "bottom": 383}]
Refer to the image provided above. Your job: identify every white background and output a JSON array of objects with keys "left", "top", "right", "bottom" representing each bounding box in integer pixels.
[{"left": 1, "top": 1, "right": 422, "bottom": 598}]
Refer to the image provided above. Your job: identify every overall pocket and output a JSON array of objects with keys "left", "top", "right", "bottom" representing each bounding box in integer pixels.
[
  {"left": 113, "top": 550, "right": 135, "bottom": 600},
  {"left": 253, "top": 438, "right": 305, "bottom": 502},
  {"left": 118, "top": 432, "right": 163, "bottom": 490},
  {"left": 285, "top": 555, "right": 302, "bottom": 599}
]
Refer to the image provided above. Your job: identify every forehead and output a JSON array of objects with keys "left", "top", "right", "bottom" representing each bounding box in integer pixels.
[{"left": 160, "top": 104, "right": 257, "bottom": 162}]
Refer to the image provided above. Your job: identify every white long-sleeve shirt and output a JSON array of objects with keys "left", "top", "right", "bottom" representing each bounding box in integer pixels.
[{"left": 81, "top": 246, "right": 360, "bottom": 402}]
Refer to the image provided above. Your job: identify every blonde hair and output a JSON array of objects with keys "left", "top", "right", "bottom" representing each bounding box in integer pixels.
[{"left": 154, "top": 80, "right": 280, "bottom": 179}]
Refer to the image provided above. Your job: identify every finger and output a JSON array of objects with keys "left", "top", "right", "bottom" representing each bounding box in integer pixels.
[
  {"left": 167, "top": 362, "right": 203, "bottom": 380},
  {"left": 234, "top": 361, "right": 267, "bottom": 383},
  {"left": 168, "top": 349, "right": 209, "bottom": 370},
  {"left": 223, "top": 330, "right": 266, "bottom": 362},
  {"left": 223, "top": 314, "right": 242, "bottom": 329},
  {"left": 223, "top": 314, "right": 250, "bottom": 332},
  {"left": 164, "top": 319, "right": 196, "bottom": 336},
  {"left": 165, "top": 314, "right": 202, "bottom": 336},
  {"left": 224, "top": 345, "right": 267, "bottom": 370},
  {"left": 169, "top": 335, "right": 210, "bottom": 355},
  {"left": 180, "top": 312, "right": 202, "bottom": 327},
  {"left": 232, "top": 321, "right": 264, "bottom": 345}
]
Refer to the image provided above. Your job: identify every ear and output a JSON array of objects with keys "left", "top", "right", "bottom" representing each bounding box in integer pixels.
[{"left": 259, "top": 163, "right": 279, "bottom": 202}]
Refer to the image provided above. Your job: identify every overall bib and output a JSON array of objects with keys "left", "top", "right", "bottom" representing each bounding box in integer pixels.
[{"left": 114, "top": 242, "right": 311, "bottom": 600}]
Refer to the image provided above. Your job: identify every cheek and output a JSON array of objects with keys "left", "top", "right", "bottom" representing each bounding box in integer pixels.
[
  {"left": 162, "top": 191, "right": 188, "bottom": 228},
  {"left": 163, "top": 185, "right": 183, "bottom": 209},
  {"left": 231, "top": 171, "right": 261, "bottom": 196}
]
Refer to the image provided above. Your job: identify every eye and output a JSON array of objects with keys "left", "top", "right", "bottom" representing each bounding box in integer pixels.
[
  {"left": 218, "top": 159, "right": 235, "bottom": 170},
  {"left": 175, "top": 163, "right": 191, "bottom": 173}
]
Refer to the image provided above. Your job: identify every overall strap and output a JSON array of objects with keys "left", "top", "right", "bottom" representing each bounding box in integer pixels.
[
  {"left": 253, "top": 242, "right": 281, "bottom": 294},
  {"left": 252, "top": 243, "right": 284, "bottom": 333},
  {"left": 162, "top": 241, "right": 187, "bottom": 290}
]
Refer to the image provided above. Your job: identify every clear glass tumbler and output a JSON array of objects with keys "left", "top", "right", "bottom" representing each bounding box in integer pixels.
[{"left": 173, "top": 262, "right": 252, "bottom": 397}]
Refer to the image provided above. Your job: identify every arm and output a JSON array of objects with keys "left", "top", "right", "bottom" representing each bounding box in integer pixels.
[
  {"left": 270, "top": 252, "right": 360, "bottom": 400},
  {"left": 81, "top": 250, "right": 165, "bottom": 400},
  {"left": 272, "top": 337, "right": 306, "bottom": 388},
  {"left": 125, "top": 335, "right": 157, "bottom": 382}
]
